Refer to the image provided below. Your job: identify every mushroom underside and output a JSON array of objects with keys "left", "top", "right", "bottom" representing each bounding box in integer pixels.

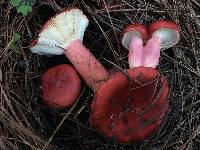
[{"left": 121, "top": 20, "right": 179, "bottom": 50}]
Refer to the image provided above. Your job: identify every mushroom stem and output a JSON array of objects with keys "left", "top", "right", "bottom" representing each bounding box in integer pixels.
[
  {"left": 128, "top": 36, "right": 161, "bottom": 68},
  {"left": 143, "top": 36, "right": 161, "bottom": 68},
  {"left": 65, "top": 39, "right": 108, "bottom": 90},
  {"left": 128, "top": 37, "right": 143, "bottom": 68}
]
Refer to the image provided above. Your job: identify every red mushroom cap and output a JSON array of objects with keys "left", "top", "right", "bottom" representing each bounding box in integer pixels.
[
  {"left": 148, "top": 20, "right": 179, "bottom": 35},
  {"left": 121, "top": 23, "right": 148, "bottom": 49},
  {"left": 90, "top": 67, "right": 169, "bottom": 142},
  {"left": 42, "top": 64, "right": 81, "bottom": 108},
  {"left": 148, "top": 20, "right": 180, "bottom": 50}
]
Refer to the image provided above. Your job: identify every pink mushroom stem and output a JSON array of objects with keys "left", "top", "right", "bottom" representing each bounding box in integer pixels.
[
  {"left": 143, "top": 36, "right": 161, "bottom": 68},
  {"left": 128, "top": 37, "right": 143, "bottom": 68},
  {"left": 65, "top": 39, "right": 108, "bottom": 90},
  {"left": 128, "top": 36, "right": 161, "bottom": 68}
]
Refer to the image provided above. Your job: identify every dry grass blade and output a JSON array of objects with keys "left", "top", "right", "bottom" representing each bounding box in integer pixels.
[{"left": 0, "top": 0, "right": 199, "bottom": 149}]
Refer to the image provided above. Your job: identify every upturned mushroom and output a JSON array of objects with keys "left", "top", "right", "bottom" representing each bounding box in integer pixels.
[
  {"left": 30, "top": 8, "right": 108, "bottom": 90},
  {"left": 121, "top": 20, "right": 180, "bottom": 50},
  {"left": 121, "top": 20, "right": 180, "bottom": 68},
  {"left": 42, "top": 64, "right": 81, "bottom": 108}
]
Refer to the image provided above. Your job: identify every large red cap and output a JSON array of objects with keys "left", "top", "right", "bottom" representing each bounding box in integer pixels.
[
  {"left": 121, "top": 23, "right": 148, "bottom": 49},
  {"left": 148, "top": 20, "right": 180, "bottom": 50},
  {"left": 42, "top": 64, "right": 81, "bottom": 108},
  {"left": 90, "top": 67, "right": 169, "bottom": 142}
]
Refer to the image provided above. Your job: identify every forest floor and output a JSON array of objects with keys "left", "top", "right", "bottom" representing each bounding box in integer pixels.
[{"left": 0, "top": 0, "right": 200, "bottom": 149}]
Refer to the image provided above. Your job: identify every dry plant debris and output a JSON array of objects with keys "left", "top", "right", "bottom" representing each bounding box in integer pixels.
[{"left": 0, "top": 0, "right": 200, "bottom": 149}]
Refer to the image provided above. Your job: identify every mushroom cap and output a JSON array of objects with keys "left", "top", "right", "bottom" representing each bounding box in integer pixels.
[
  {"left": 30, "top": 8, "right": 89, "bottom": 56},
  {"left": 90, "top": 67, "right": 169, "bottom": 142},
  {"left": 121, "top": 23, "right": 148, "bottom": 49},
  {"left": 42, "top": 64, "right": 81, "bottom": 108},
  {"left": 148, "top": 20, "right": 180, "bottom": 50}
]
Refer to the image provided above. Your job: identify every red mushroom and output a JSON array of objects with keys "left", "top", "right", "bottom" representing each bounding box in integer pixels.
[
  {"left": 90, "top": 57, "right": 169, "bottom": 142},
  {"left": 121, "top": 23, "right": 148, "bottom": 49},
  {"left": 121, "top": 23, "right": 148, "bottom": 68},
  {"left": 91, "top": 67, "right": 169, "bottom": 142},
  {"left": 30, "top": 8, "right": 108, "bottom": 90},
  {"left": 42, "top": 64, "right": 81, "bottom": 108}
]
